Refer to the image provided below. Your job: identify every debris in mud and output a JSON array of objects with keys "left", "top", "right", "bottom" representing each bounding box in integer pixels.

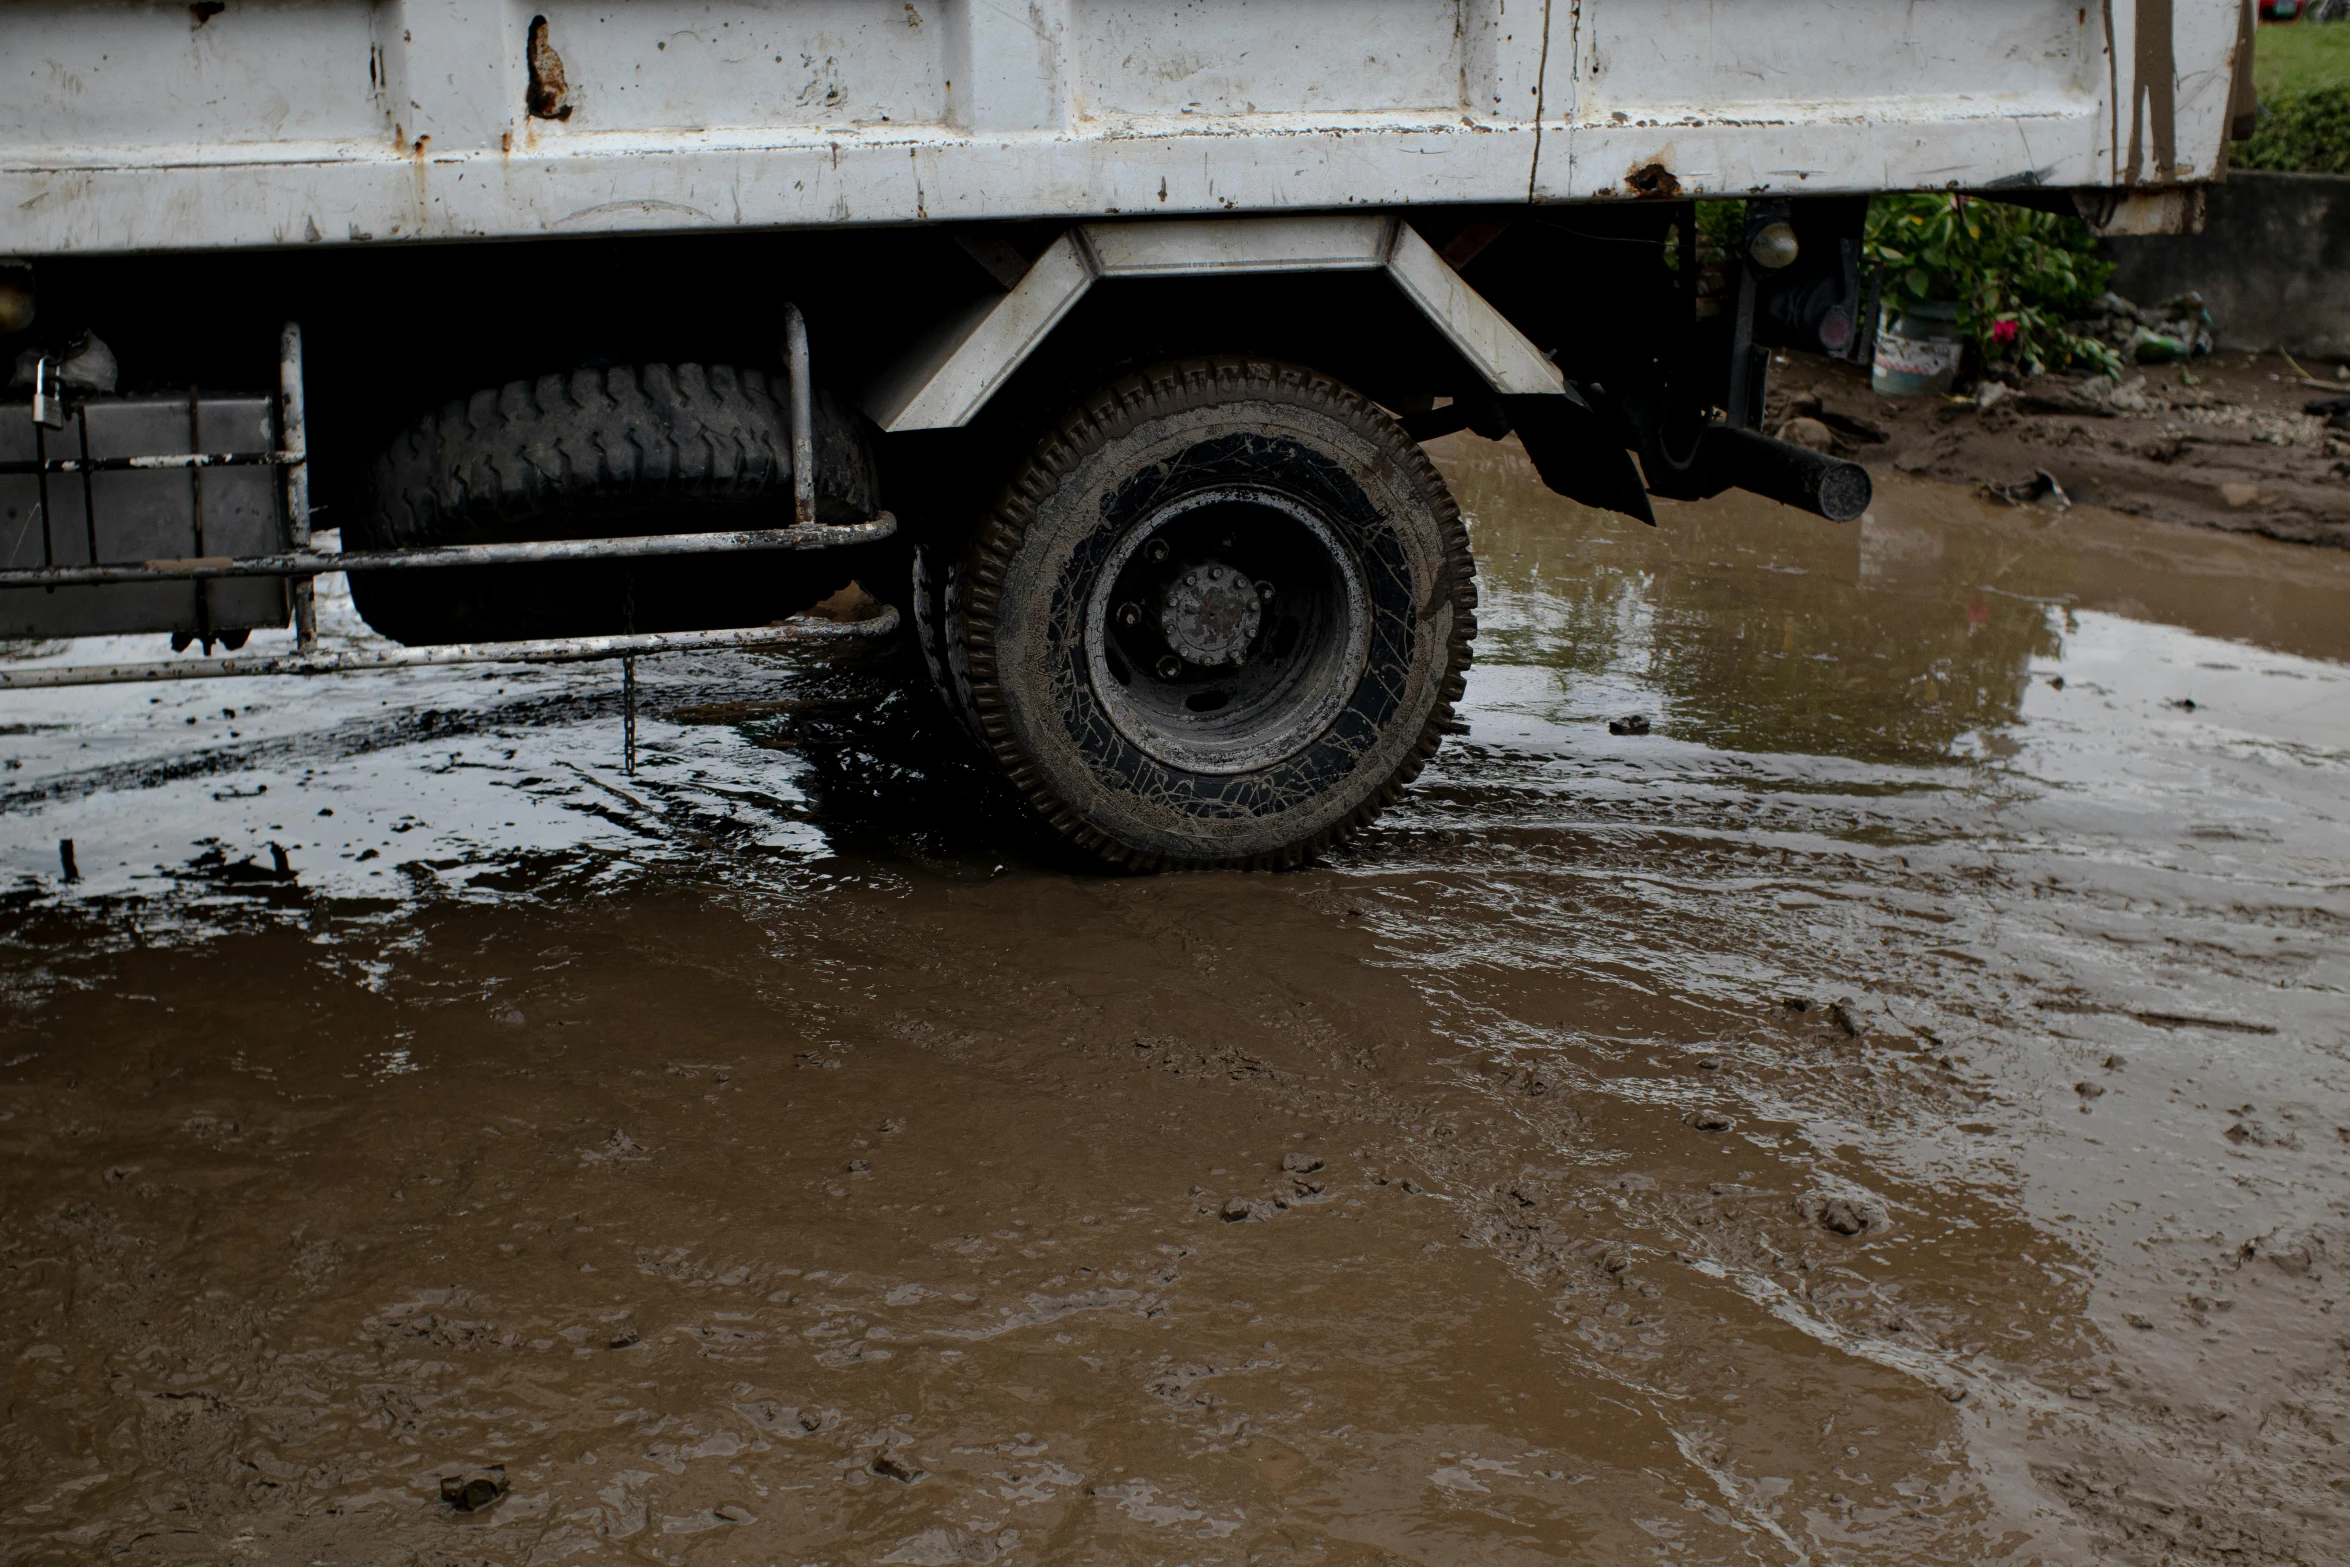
[
  {"left": 2076, "top": 291, "right": 2215, "bottom": 364},
  {"left": 439, "top": 1466, "right": 507, "bottom": 1513},
  {"left": 2075, "top": 1081, "right": 2106, "bottom": 1100},
  {"left": 1280, "top": 1152, "right": 1324, "bottom": 1174},
  {"left": 1981, "top": 470, "right": 2070, "bottom": 511},
  {"left": 1607, "top": 714, "right": 1651, "bottom": 736},
  {"left": 1828, "top": 999, "right": 1865, "bottom": 1038},
  {"left": 607, "top": 1325, "right": 640, "bottom": 1349},
  {"left": 581, "top": 1129, "right": 648, "bottom": 1164},
  {"left": 1781, "top": 417, "right": 1840, "bottom": 453},
  {"left": 1773, "top": 392, "right": 1890, "bottom": 452},
  {"left": 807, "top": 580, "right": 889, "bottom": 624},
  {"left": 2225, "top": 1118, "right": 2299, "bottom": 1150},
  {"left": 1220, "top": 1196, "right": 1256, "bottom": 1221},
  {"left": 192, "top": 842, "right": 299, "bottom": 886},
  {"left": 714, "top": 1504, "right": 757, "bottom": 1524},
  {"left": 1800, "top": 1190, "right": 1888, "bottom": 1236},
  {"left": 1685, "top": 1109, "right": 1735, "bottom": 1133},
  {"left": 1768, "top": 347, "right": 2350, "bottom": 547},
  {"left": 871, "top": 1452, "right": 927, "bottom": 1484},
  {"left": 881, "top": 1525, "right": 1020, "bottom": 1565}
]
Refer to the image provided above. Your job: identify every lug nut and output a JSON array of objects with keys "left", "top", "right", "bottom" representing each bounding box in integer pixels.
[
  {"left": 1156, "top": 655, "right": 1183, "bottom": 680},
  {"left": 1146, "top": 539, "right": 1171, "bottom": 564},
  {"left": 1118, "top": 601, "right": 1142, "bottom": 628},
  {"left": 1255, "top": 579, "right": 1275, "bottom": 601}
]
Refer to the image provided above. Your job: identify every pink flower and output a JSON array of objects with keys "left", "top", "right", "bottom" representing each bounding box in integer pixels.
[{"left": 1989, "top": 319, "right": 2020, "bottom": 350}]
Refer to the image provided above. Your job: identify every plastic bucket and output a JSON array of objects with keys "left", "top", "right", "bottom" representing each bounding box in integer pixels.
[{"left": 1871, "top": 302, "right": 1963, "bottom": 397}]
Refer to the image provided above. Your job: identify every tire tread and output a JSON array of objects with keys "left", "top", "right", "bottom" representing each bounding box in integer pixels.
[{"left": 959, "top": 355, "right": 1477, "bottom": 872}]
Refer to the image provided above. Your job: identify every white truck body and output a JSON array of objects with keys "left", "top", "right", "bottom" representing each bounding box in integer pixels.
[
  {"left": 9, "top": 1, "right": 2246, "bottom": 257},
  {"left": 0, "top": 1, "right": 2261, "bottom": 869}
]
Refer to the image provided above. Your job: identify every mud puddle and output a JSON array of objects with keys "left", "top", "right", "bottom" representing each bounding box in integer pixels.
[{"left": 2, "top": 450, "right": 2347, "bottom": 1566}]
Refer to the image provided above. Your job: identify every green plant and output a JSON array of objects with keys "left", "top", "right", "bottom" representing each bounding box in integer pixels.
[
  {"left": 1863, "top": 194, "right": 2122, "bottom": 376},
  {"left": 2235, "top": 86, "right": 2350, "bottom": 173},
  {"left": 1693, "top": 199, "right": 1744, "bottom": 269}
]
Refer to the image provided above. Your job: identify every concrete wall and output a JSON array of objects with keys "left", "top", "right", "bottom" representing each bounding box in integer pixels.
[{"left": 2106, "top": 170, "right": 2350, "bottom": 360}]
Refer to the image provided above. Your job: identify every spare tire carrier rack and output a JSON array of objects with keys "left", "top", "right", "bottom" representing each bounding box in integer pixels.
[{"left": 0, "top": 311, "right": 899, "bottom": 694}]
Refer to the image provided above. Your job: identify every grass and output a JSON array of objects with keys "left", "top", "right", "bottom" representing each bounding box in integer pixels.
[{"left": 2255, "top": 19, "right": 2350, "bottom": 96}]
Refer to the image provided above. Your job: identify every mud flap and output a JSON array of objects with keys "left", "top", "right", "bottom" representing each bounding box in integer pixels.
[{"left": 1502, "top": 395, "right": 1657, "bottom": 526}]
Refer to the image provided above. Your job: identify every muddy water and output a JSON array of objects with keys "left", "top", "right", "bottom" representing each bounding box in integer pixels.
[{"left": 2, "top": 445, "right": 2347, "bottom": 1567}]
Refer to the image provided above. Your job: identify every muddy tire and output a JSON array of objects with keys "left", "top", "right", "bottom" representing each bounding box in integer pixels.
[
  {"left": 960, "top": 357, "right": 1476, "bottom": 870},
  {"left": 910, "top": 540, "right": 987, "bottom": 747},
  {"left": 350, "top": 364, "right": 882, "bottom": 646}
]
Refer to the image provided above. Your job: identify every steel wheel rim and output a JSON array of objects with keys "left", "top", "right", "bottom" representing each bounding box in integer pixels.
[{"left": 1083, "top": 486, "right": 1371, "bottom": 776}]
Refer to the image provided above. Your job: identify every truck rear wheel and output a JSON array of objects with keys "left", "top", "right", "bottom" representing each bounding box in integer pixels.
[{"left": 960, "top": 358, "right": 1475, "bottom": 869}]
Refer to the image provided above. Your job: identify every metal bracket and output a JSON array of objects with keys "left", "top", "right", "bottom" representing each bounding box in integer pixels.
[
  {"left": 30, "top": 356, "right": 64, "bottom": 430},
  {"left": 862, "top": 214, "right": 1566, "bottom": 432},
  {"left": 0, "top": 609, "right": 900, "bottom": 691},
  {"left": 781, "top": 302, "right": 818, "bottom": 528},
  {"left": 0, "top": 517, "right": 898, "bottom": 590},
  {"left": 280, "top": 322, "right": 317, "bottom": 648}
]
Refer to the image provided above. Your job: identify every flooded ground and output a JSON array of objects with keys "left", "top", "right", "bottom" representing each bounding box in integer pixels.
[{"left": 3, "top": 442, "right": 2348, "bottom": 1567}]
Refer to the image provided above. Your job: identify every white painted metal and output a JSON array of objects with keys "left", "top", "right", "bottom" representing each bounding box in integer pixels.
[
  {"left": 865, "top": 215, "right": 1562, "bottom": 431},
  {"left": 2, "top": 2, "right": 2243, "bottom": 258}
]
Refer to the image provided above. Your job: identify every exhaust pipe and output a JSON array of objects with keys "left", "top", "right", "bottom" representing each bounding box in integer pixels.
[
  {"left": 1699, "top": 426, "right": 1873, "bottom": 522},
  {"left": 1640, "top": 424, "right": 1874, "bottom": 522}
]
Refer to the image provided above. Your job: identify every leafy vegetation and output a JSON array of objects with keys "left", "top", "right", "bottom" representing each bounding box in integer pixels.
[
  {"left": 2241, "top": 20, "right": 2350, "bottom": 173},
  {"left": 1690, "top": 194, "right": 2135, "bottom": 377},
  {"left": 2236, "top": 86, "right": 2350, "bottom": 174},
  {"left": 1862, "top": 195, "right": 2120, "bottom": 376}
]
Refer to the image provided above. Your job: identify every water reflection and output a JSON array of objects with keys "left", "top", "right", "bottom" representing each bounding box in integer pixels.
[{"left": 1442, "top": 437, "right": 2350, "bottom": 769}]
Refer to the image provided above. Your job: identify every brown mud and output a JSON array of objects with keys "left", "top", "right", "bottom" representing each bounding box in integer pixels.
[
  {"left": 1770, "top": 350, "right": 2350, "bottom": 549},
  {"left": 2, "top": 448, "right": 2348, "bottom": 1566}
]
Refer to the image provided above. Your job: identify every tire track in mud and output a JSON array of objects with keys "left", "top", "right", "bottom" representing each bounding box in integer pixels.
[{"left": 1345, "top": 707, "right": 2350, "bottom": 1564}]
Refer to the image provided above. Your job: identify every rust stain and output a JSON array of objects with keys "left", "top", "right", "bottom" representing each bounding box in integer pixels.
[
  {"left": 1625, "top": 162, "right": 1683, "bottom": 200},
  {"left": 526, "top": 15, "right": 574, "bottom": 122},
  {"left": 2126, "top": 0, "right": 2176, "bottom": 182},
  {"left": 1440, "top": 215, "right": 1514, "bottom": 270}
]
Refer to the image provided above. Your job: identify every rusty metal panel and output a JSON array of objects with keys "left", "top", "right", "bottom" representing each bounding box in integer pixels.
[
  {"left": 0, "top": 1, "right": 2246, "bottom": 257},
  {"left": 0, "top": 397, "right": 287, "bottom": 640}
]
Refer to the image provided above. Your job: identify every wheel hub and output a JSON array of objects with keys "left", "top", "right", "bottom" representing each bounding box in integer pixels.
[{"left": 1157, "top": 561, "right": 1262, "bottom": 667}]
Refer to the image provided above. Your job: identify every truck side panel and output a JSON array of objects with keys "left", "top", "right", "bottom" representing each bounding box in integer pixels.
[{"left": 3, "top": 1, "right": 2243, "bottom": 256}]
